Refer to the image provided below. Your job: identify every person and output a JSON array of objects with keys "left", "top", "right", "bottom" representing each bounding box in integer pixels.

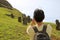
[{"left": 26, "top": 9, "right": 52, "bottom": 40}]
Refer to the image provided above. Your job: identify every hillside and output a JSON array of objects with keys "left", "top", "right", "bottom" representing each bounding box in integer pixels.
[
  {"left": 0, "top": 7, "right": 29, "bottom": 40},
  {"left": 0, "top": 7, "right": 60, "bottom": 40},
  {"left": 0, "top": 0, "right": 13, "bottom": 9}
]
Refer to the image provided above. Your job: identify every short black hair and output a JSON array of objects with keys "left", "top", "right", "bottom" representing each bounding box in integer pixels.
[{"left": 33, "top": 9, "right": 45, "bottom": 22}]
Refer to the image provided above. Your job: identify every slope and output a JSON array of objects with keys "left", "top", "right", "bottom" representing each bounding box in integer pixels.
[
  {"left": 0, "top": 7, "right": 60, "bottom": 40},
  {"left": 0, "top": 7, "right": 29, "bottom": 40}
]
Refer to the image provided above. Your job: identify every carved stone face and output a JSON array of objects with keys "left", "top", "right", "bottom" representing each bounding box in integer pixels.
[
  {"left": 56, "top": 19, "right": 59, "bottom": 25},
  {"left": 56, "top": 19, "right": 60, "bottom": 30}
]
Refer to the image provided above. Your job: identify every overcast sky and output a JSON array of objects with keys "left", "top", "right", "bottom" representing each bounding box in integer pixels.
[{"left": 7, "top": 0, "right": 60, "bottom": 22}]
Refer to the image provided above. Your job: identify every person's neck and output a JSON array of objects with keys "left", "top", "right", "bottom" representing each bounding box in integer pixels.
[{"left": 37, "top": 22, "right": 43, "bottom": 27}]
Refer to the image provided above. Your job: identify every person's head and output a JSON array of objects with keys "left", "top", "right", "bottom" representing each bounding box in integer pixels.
[{"left": 33, "top": 9, "right": 45, "bottom": 23}]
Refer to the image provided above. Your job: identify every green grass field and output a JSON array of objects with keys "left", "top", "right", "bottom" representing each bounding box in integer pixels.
[{"left": 0, "top": 7, "right": 60, "bottom": 40}]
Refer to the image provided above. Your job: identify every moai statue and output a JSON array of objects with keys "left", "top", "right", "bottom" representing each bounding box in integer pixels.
[
  {"left": 56, "top": 19, "right": 60, "bottom": 30},
  {"left": 11, "top": 14, "right": 14, "bottom": 18},
  {"left": 30, "top": 18, "right": 32, "bottom": 22},
  {"left": 27, "top": 16, "right": 31, "bottom": 23},
  {"left": 22, "top": 14, "right": 26, "bottom": 18},
  {"left": 18, "top": 17, "right": 21, "bottom": 22},
  {"left": 23, "top": 16, "right": 27, "bottom": 25}
]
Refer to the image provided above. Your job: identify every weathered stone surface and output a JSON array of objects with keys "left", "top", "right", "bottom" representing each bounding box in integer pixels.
[
  {"left": 22, "top": 14, "right": 26, "bottom": 18},
  {"left": 18, "top": 17, "right": 21, "bottom": 22},
  {"left": 22, "top": 17, "right": 27, "bottom": 25},
  {"left": 56, "top": 19, "right": 60, "bottom": 30},
  {"left": 27, "top": 16, "right": 31, "bottom": 23},
  {"left": 11, "top": 14, "right": 14, "bottom": 18}
]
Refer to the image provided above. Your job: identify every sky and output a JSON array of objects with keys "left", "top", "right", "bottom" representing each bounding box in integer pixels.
[{"left": 7, "top": 0, "right": 60, "bottom": 23}]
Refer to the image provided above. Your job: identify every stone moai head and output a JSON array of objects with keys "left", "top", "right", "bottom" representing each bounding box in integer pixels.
[
  {"left": 27, "top": 16, "right": 31, "bottom": 23},
  {"left": 11, "top": 14, "right": 14, "bottom": 18},
  {"left": 18, "top": 17, "right": 21, "bottom": 22},
  {"left": 55, "top": 19, "right": 60, "bottom": 30},
  {"left": 56, "top": 19, "right": 59, "bottom": 25},
  {"left": 23, "top": 16, "right": 27, "bottom": 25}
]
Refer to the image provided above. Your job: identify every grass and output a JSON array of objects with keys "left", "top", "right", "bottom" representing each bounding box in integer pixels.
[
  {"left": 0, "top": 7, "right": 29, "bottom": 40},
  {"left": 0, "top": 7, "right": 60, "bottom": 40}
]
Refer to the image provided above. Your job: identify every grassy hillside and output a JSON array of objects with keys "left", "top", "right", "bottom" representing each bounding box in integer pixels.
[
  {"left": 0, "top": 7, "right": 29, "bottom": 40},
  {"left": 0, "top": 7, "right": 60, "bottom": 40},
  {"left": 44, "top": 22, "right": 60, "bottom": 40}
]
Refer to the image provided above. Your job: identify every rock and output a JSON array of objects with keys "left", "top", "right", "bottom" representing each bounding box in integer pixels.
[
  {"left": 27, "top": 16, "right": 31, "bottom": 23},
  {"left": 11, "top": 14, "right": 14, "bottom": 18},
  {"left": 23, "top": 17, "right": 27, "bottom": 25},
  {"left": 55, "top": 19, "right": 60, "bottom": 30},
  {"left": 18, "top": 17, "right": 21, "bottom": 22}
]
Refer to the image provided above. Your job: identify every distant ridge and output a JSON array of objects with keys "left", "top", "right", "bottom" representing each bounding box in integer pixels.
[{"left": 0, "top": 0, "right": 13, "bottom": 9}]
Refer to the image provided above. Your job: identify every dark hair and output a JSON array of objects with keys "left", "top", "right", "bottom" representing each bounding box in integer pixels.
[{"left": 33, "top": 9, "right": 45, "bottom": 22}]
